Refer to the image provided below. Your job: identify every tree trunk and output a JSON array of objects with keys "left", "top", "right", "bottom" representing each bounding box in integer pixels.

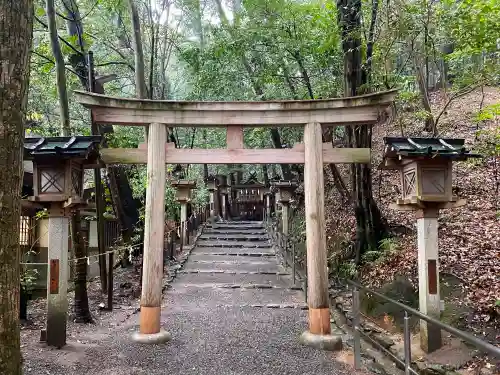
[
  {"left": 46, "top": 0, "right": 70, "bottom": 136},
  {"left": 60, "top": 2, "right": 139, "bottom": 267},
  {"left": 50, "top": 1, "right": 97, "bottom": 314},
  {"left": 0, "top": 1, "right": 33, "bottom": 373},
  {"left": 337, "top": 0, "right": 387, "bottom": 262},
  {"left": 128, "top": 0, "right": 149, "bottom": 141},
  {"left": 71, "top": 211, "right": 93, "bottom": 323},
  {"left": 415, "top": 60, "right": 435, "bottom": 133}
]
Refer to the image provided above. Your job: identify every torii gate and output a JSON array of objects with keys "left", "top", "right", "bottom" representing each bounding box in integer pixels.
[{"left": 75, "top": 89, "right": 397, "bottom": 349}]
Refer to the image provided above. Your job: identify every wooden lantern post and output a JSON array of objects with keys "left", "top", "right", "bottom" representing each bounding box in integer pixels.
[
  {"left": 24, "top": 136, "right": 102, "bottom": 348},
  {"left": 271, "top": 181, "right": 297, "bottom": 237},
  {"left": 172, "top": 180, "right": 197, "bottom": 244},
  {"left": 381, "top": 137, "right": 480, "bottom": 353}
]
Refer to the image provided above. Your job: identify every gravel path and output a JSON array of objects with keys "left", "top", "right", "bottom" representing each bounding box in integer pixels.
[{"left": 22, "top": 221, "right": 351, "bottom": 375}]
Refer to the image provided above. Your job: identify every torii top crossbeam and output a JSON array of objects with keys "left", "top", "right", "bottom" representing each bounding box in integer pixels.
[
  {"left": 74, "top": 90, "right": 397, "bottom": 126},
  {"left": 74, "top": 90, "right": 397, "bottom": 165}
]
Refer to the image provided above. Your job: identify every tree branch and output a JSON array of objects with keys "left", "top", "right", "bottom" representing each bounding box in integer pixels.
[{"left": 34, "top": 14, "right": 84, "bottom": 56}]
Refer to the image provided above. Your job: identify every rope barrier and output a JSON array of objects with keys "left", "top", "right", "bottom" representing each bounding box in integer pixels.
[{"left": 20, "top": 209, "right": 207, "bottom": 267}]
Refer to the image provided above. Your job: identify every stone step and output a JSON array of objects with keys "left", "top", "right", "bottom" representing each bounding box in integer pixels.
[
  {"left": 174, "top": 271, "right": 293, "bottom": 286},
  {"left": 178, "top": 270, "right": 290, "bottom": 276},
  {"left": 183, "top": 260, "right": 281, "bottom": 273},
  {"left": 189, "top": 254, "right": 276, "bottom": 263},
  {"left": 203, "top": 229, "right": 268, "bottom": 235},
  {"left": 193, "top": 248, "right": 275, "bottom": 257},
  {"left": 207, "top": 222, "right": 265, "bottom": 229},
  {"left": 196, "top": 240, "right": 271, "bottom": 248},
  {"left": 198, "top": 234, "right": 268, "bottom": 241}
]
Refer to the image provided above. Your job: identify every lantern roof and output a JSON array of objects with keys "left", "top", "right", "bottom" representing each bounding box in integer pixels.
[
  {"left": 172, "top": 179, "right": 197, "bottom": 188},
  {"left": 271, "top": 180, "right": 297, "bottom": 188},
  {"left": 381, "top": 137, "right": 481, "bottom": 169},
  {"left": 24, "top": 136, "right": 102, "bottom": 162},
  {"left": 233, "top": 172, "right": 264, "bottom": 188}
]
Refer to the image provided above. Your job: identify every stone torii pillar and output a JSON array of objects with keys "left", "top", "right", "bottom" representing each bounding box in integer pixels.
[
  {"left": 218, "top": 183, "right": 229, "bottom": 220},
  {"left": 381, "top": 136, "right": 480, "bottom": 353},
  {"left": 271, "top": 181, "right": 297, "bottom": 237},
  {"left": 172, "top": 180, "right": 197, "bottom": 245}
]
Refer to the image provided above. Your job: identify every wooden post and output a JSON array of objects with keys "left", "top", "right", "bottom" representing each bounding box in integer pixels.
[
  {"left": 300, "top": 122, "right": 341, "bottom": 351},
  {"left": 107, "top": 251, "right": 113, "bottom": 310},
  {"left": 303, "top": 122, "right": 330, "bottom": 335},
  {"left": 134, "top": 123, "right": 171, "bottom": 343},
  {"left": 180, "top": 201, "right": 188, "bottom": 245},
  {"left": 46, "top": 207, "right": 69, "bottom": 348},
  {"left": 416, "top": 207, "right": 442, "bottom": 353}
]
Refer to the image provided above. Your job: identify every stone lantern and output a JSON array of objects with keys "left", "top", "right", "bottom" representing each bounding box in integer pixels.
[
  {"left": 172, "top": 180, "right": 196, "bottom": 244},
  {"left": 271, "top": 181, "right": 297, "bottom": 236},
  {"left": 23, "top": 135, "right": 101, "bottom": 349},
  {"left": 27, "top": 137, "right": 100, "bottom": 208},
  {"left": 381, "top": 137, "right": 480, "bottom": 353}
]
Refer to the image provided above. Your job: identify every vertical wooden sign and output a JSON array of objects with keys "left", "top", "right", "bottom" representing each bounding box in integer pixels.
[
  {"left": 428, "top": 259, "right": 437, "bottom": 295},
  {"left": 49, "top": 259, "right": 59, "bottom": 294}
]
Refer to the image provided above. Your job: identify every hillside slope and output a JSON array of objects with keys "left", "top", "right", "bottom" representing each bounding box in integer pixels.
[{"left": 324, "top": 87, "right": 499, "bottom": 330}]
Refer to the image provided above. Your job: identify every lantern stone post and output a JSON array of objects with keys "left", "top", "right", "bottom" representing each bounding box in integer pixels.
[
  {"left": 381, "top": 137, "right": 480, "bottom": 353},
  {"left": 271, "top": 181, "right": 297, "bottom": 237},
  {"left": 24, "top": 135, "right": 102, "bottom": 348},
  {"left": 263, "top": 191, "right": 272, "bottom": 222},
  {"left": 219, "top": 183, "right": 229, "bottom": 220},
  {"left": 172, "top": 180, "right": 197, "bottom": 245},
  {"left": 260, "top": 187, "right": 270, "bottom": 222},
  {"left": 206, "top": 176, "right": 217, "bottom": 220}
]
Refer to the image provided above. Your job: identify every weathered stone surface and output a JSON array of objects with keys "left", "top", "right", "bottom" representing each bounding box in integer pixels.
[
  {"left": 299, "top": 331, "right": 343, "bottom": 351},
  {"left": 131, "top": 329, "right": 172, "bottom": 344},
  {"left": 371, "top": 333, "right": 395, "bottom": 349}
]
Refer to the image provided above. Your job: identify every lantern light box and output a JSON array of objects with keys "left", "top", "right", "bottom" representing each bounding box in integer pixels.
[
  {"left": 380, "top": 137, "right": 481, "bottom": 205},
  {"left": 172, "top": 180, "right": 197, "bottom": 201},
  {"left": 24, "top": 136, "right": 102, "bottom": 208}
]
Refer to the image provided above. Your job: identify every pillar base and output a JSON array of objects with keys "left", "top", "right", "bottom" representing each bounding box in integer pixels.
[
  {"left": 132, "top": 329, "right": 172, "bottom": 344},
  {"left": 299, "top": 331, "right": 342, "bottom": 351}
]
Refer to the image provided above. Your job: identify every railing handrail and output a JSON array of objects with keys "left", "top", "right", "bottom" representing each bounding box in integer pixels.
[{"left": 347, "top": 279, "right": 500, "bottom": 359}]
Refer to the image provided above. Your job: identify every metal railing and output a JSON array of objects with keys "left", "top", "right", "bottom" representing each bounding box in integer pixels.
[
  {"left": 265, "top": 215, "right": 500, "bottom": 374},
  {"left": 348, "top": 279, "right": 500, "bottom": 374},
  {"left": 166, "top": 203, "right": 210, "bottom": 260}
]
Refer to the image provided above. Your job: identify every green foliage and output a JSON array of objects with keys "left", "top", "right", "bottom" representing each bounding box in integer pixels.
[
  {"left": 474, "top": 103, "right": 500, "bottom": 123},
  {"left": 20, "top": 268, "right": 39, "bottom": 294},
  {"left": 362, "top": 237, "right": 400, "bottom": 264},
  {"left": 335, "top": 261, "right": 358, "bottom": 279}
]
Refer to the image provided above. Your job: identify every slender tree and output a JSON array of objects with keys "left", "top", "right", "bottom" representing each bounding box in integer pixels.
[
  {"left": 46, "top": 0, "right": 70, "bottom": 136},
  {"left": 337, "top": 0, "right": 387, "bottom": 261},
  {"left": 46, "top": 0, "right": 93, "bottom": 322},
  {"left": 0, "top": 1, "right": 33, "bottom": 373}
]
